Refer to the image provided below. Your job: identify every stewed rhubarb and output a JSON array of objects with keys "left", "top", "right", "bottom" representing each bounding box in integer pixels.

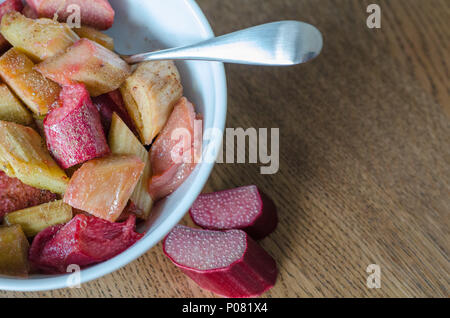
[
  {"left": 63, "top": 155, "right": 145, "bottom": 222},
  {"left": 36, "top": 38, "right": 131, "bottom": 97},
  {"left": 44, "top": 83, "right": 110, "bottom": 169},
  {"left": 149, "top": 97, "right": 202, "bottom": 201},
  {"left": 26, "top": 0, "right": 115, "bottom": 30},
  {"left": 29, "top": 214, "right": 142, "bottom": 274}
]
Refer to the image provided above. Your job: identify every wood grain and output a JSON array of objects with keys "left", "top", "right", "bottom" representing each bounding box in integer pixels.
[{"left": 1, "top": 0, "right": 449, "bottom": 298}]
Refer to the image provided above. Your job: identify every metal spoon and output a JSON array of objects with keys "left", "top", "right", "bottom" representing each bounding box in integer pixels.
[{"left": 122, "top": 21, "right": 323, "bottom": 66}]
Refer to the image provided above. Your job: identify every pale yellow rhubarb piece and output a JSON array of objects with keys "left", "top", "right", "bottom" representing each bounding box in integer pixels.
[
  {"left": 35, "top": 38, "right": 130, "bottom": 97},
  {"left": 120, "top": 61, "right": 183, "bottom": 145},
  {"left": 0, "top": 120, "right": 69, "bottom": 194},
  {"left": 4, "top": 200, "right": 73, "bottom": 237},
  {"left": 0, "top": 11, "right": 79, "bottom": 62},
  {"left": 73, "top": 26, "right": 114, "bottom": 50},
  {"left": 0, "top": 225, "right": 29, "bottom": 277},
  {"left": 0, "top": 83, "right": 33, "bottom": 126},
  {"left": 109, "top": 113, "right": 153, "bottom": 219}
]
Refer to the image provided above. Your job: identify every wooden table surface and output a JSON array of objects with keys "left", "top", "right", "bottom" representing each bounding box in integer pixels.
[{"left": 2, "top": 0, "right": 449, "bottom": 298}]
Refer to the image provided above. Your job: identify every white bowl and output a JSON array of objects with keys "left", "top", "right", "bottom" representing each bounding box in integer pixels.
[{"left": 0, "top": 0, "right": 227, "bottom": 291}]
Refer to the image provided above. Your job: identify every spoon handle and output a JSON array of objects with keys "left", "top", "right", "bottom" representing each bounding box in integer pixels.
[{"left": 122, "top": 21, "right": 323, "bottom": 66}]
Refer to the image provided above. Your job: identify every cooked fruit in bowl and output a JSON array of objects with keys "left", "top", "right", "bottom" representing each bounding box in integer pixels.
[{"left": 0, "top": 0, "right": 210, "bottom": 279}]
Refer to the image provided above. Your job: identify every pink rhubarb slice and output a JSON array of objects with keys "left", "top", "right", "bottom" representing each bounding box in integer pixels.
[
  {"left": 63, "top": 155, "right": 145, "bottom": 222},
  {"left": 189, "top": 185, "right": 278, "bottom": 240},
  {"left": 35, "top": 38, "right": 131, "bottom": 97},
  {"left": 44, "top": 83, "right": 110, "bottom": 169},
  {"left": 163, "top": 225, "right": 277, "bottom": 298},
  {"left": 0, "top": 0, "right": 24, "bottom": 52},
  {"left": 29, "top": 214, "right": 143, "bottom": 273},
  {"left": 148, "top": 97, "right": 202, "bottom": 201},
  {"left": 26, "top": 0, "right": 114, "bottom": 30}
]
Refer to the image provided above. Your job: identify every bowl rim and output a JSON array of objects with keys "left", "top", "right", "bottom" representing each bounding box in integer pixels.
[{"left": 0, "top": 0, "right": 227, "bottom": 292}]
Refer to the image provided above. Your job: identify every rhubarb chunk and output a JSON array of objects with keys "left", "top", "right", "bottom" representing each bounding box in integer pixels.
[
  {"left": 164, "top": 225, "right": 277, "bottom": 298},
  {"left": 92, "top": 91, "right": 136, "bottom": 134},
  {"left": 36, "top": 38, "right": 130, "bottom": 96},
  {"left": 189, "top": 185, "right": 278, "bottom": 240},
  {"left": 0, "top": 48, "right": 60, "bottom": 115},
  {"left": 0, "top": 171, "right": 57, "bottom": 220},
  {"left": 44, "top": 84, "right": 110, "bottom": 169},
  {"left": 0, "top": 83, "right": 33, "bottom": 126},
  {"left": 120, "top": 61, "right": 183, "bottom": 144},
  {"left": 64, "top": 155, "right": 145, "bottom": 222},
  {"left": 73, "top": 25, "right": 114, "bottom": 50},
  {"left": 0, "top": 120, "right": 69, "bottom": 194},
  {"left": 22, "top": 4, "right": 39, "bottom": 19},
  {"left": 0, "top": 224, "right": 29, "bottom": 277},
  {"left": 0, "top": 0, "right": 24, "bottom": 52},
  {"left": 0, "top": 11, "right": 79, "bottom": 61},
  {"left": 109, "top": 113, "right": 153, "bottom": 219},
  {"left": 29, "top": 214, "right": 143, "bottom": 274},
  {"left": 26, "top": 0, "right": 115, "bottom": 30},
  {"left": 4, "top": 200, "right": 72, "bottom": 237},
  {"left": 0, "top": 0, "right": 24, "bottom": 17},
  {"left": 149, "top": 98, "right": 202, "bottom": 201}
]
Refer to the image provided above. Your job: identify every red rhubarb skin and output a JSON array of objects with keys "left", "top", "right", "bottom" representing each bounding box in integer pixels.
[
  {"left": 0, "top": 171, "right": 57, "bottom": 220},
  {"left": 0, "top": 0, "right": 24, "bottom": 52},
  {"left": 92, "top": 90, "right": 137, "bottom": 135},
  {"left": 189, "top": 186, "right": 278, "bottom": 240},
  {"left": 22, "top": 4, "right": 39, "bottom": 19},
  {"left": 149, "top": 97, "right": 201, "bottom": 201},
  {"left": 163, "top": 228, "right": 278, "bottom": 298},
  {"left": 44, "top": 84, "right": 110, "bottom": 169},
  {"left": 29, "top": 214, "right": 143, "bottom": 274},
  {"left": 26, "top": 0, "right": 114, "bottom": 30}
]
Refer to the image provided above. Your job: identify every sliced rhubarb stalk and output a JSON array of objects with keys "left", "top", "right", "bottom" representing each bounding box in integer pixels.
[
  {"left": 0, "top": 11, "right": 79, "bottom": 61},
  {"left": 0, "top": 171, "right": 57, "bottom": 221},
  {"left": 4, "top": 200, "right": 72, "bottom": 237},
  {"left": 63, "top": 155, "right": 145, "bottom": 222},
  {"left": 0, "top": 120, "right": 69, "bottom": 194},
  {"left": 0, "top": 0, "right": 24, "bottom": 52},
  {"left": 44, "top": 84, "right": 110, "bottom": 169},
  {"left": 0, "top": 83, "right": 33, "bottom": 126},
  {"left": 36, "top": 38, "right": 130, "bottom": 97},
  {"left": 0, "top": 48, "right": 61, "bottom": 116},
  {"left": 109, "top": 113, "right": 153, "bottom": 219},
  {"left": 92, "top": 91, "right": 136, "bottom": 134},
  {"left": 189, "top": 185, "right": 278, "bottom": 240},
  {"left": 27, "top": 0, "right": 115, "bottom": 30},
  {"left": 163, "top": 225, "right": 278, "bottom": 298},
  {"left": 0, "top": 224, "right": 29, "bottom": 277},
  {"left": 73, "top": 25, "right": 114, "bottom": 50},
  {"left": 29, "top": 214, "right": 143, "bottom": 274},
  {"left": 148, "top": 97, "right": 202, "bottom": 201},
  {"left": 120, "top": 61, "right": 183, "bottom": 144}
]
